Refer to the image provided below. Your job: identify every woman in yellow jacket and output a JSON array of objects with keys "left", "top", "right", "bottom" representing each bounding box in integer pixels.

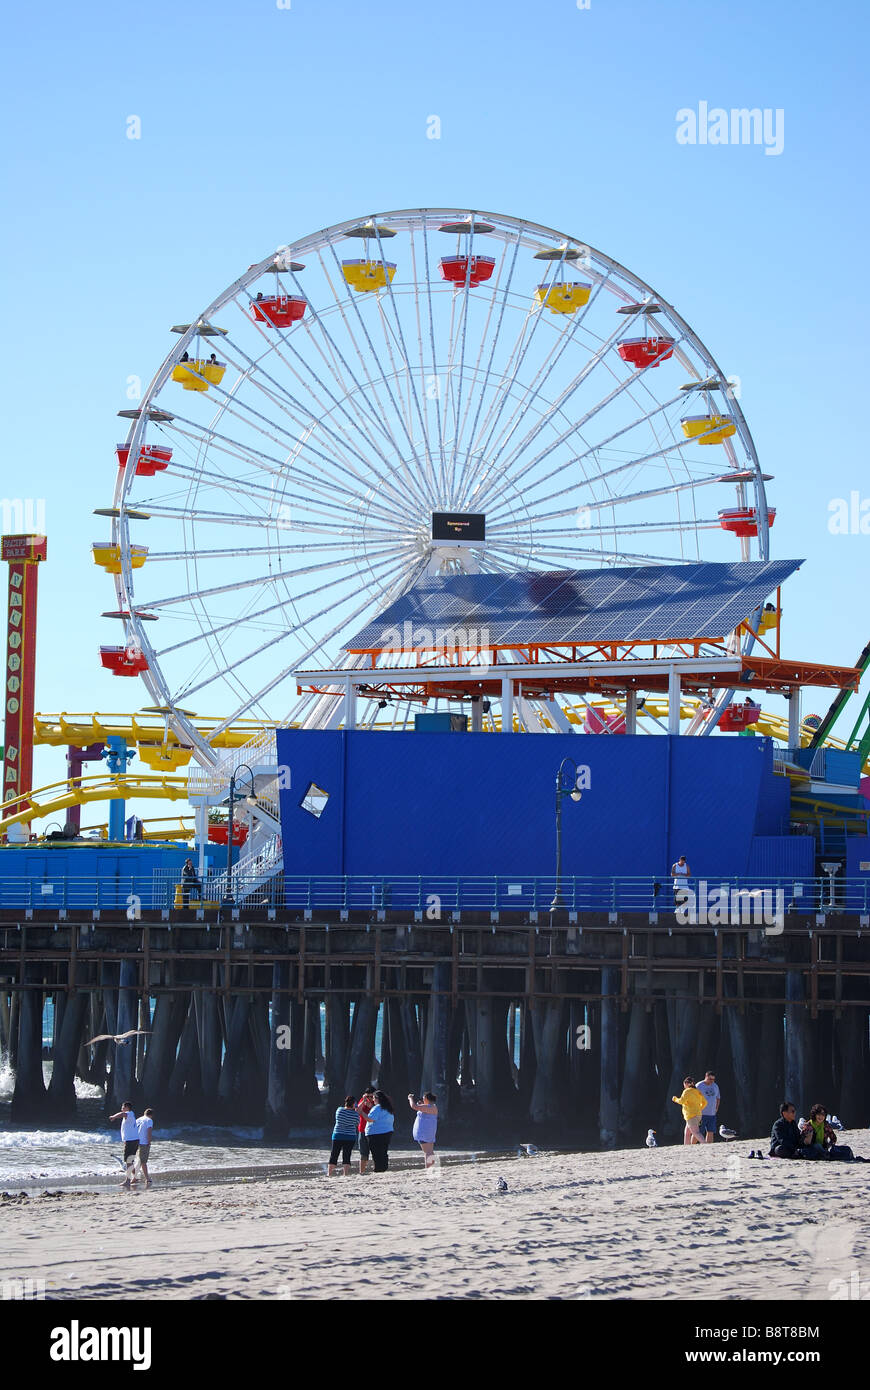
[{"left": 672, "top": 1076, "right": 708, "bottom": 1145}]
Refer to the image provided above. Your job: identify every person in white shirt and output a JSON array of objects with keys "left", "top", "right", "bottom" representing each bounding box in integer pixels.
[
  {"left": 109, "top": 1101, "right": 139, "bottom": 1187},
  {"left": 696, "top": 1070, "right": 721, "bottom": 1144},
  {"left": 136, "top": 1109, "right": 154, "bottom": 1188}
]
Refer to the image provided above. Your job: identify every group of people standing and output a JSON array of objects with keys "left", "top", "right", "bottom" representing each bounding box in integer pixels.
[
  {"left": 109, "top": 1101, "right": 154, "bottom": 1187},
  {"left": 328, "top": 1088, "right": 438, "bottom": 1174}
]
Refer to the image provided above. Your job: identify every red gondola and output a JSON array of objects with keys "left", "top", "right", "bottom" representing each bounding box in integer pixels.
[
  {"left": 718, "top": 507, "right": 776, "bottom": 538},
  {"left": 439, "top": 255, "right": 496, "bottom": 288},
  {"left": 116, "top": 443, "right": 172, "bottom": 476},
  {"left": 207, "top": 822, "right": 249, "bottom": 846},
  {"left": 100, "top": 645, "right": 150, "bottom": 676},
  {"left": 584, "top": 707, "right": 627, "bottom": 735},
  {"left": 251, "top": 295, "right": 307, "bottom": 327},
  {"left": 719, "top": 701, "right": 761, "bottom": 732},
  {"left": 617, "top": 336, "right": 675, "bottom": 369}
]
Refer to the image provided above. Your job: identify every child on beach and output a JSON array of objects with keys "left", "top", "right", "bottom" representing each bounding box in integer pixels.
[{"left": 671, "top": 1077, "right": 707, "bottom": 1145}]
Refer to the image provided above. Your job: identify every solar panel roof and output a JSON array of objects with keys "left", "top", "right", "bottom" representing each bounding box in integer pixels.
[{"left": 344, "top": 559, "right": 803, "bottom": 651}]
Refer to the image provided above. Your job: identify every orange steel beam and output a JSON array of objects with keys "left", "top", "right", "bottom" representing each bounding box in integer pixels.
[{"left": 299, "top": 655, "right": 859, "bottom": 704}]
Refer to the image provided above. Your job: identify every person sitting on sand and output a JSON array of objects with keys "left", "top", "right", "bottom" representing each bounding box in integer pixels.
[
  {"left": 801, "top": 1104, "right": 854, "bottom": 1161},
  {"left": 671, "top": 1076, "right": 707, "bottom": 1145},
  {"left": 328, "top": 1096, "right": 360, "bottom": 1177},
  {"left": 769, "top": 1101, "right": 822, "bottom": 1159},
  {"left": 408, "top": 1091, "right": 438, "bottom": 1168}
]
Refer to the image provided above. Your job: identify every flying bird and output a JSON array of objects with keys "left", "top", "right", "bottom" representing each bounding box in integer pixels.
[
  {"left": 719, "top": 1125, "right": 737, "bottom": 1140},
  {"left": 522, "top": 1143, "right": 539, "bottom": 1156},
  {"left": 798, "top": 1117, "right": 807, "bottom": 1130},
  {"left": 85, "top": 1029, "right": 151, "bottom": 1046},
  {"left": 496, "top": 1177, "right": 509, "bottom": 1193},
  {"left": 645, "top": 1129, "right": 657, "bottom": 1148}
]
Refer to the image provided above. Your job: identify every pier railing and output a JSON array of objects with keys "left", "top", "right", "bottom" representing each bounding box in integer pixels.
[{"left": 1, "top": 873, "right": 868, "bottom": 915}]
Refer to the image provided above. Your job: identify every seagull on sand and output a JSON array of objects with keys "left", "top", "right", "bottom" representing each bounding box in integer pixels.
[
  {"left": 645, "top": 1129, "right": 657, "bottom": 1148},
  {"left": 828, "top": 1114, "right": 844, "bottom": 1131},
  {"left": 497, "top": 1176, "right": 509, "bottom": 1193},
  {"left": 85, "top": 1029, "right": 151, "bottom": 1046},
  {"left": 719, "top": 1125, "right": 738, "bottom": 1140}
]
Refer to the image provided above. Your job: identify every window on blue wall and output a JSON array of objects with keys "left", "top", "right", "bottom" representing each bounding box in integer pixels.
[{"left": 300, "top": 782, "right": 330, "bottom": 819}]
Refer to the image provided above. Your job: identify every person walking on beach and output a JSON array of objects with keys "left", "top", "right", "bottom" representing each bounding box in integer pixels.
[
  {"left": 408, "top": 1091, "right": 438, "bottom": 1168},
  {"left": 136, "top": 1109, "right": 154, "bottom": 1187},
  {"left": 109, "top": 1101, "right": 139, "bottom": 1187},
  {"left": 671, "top": 1076, "right": 707, "bottom": 1145},
  {"left": 328, "top": 1096, "right": 360, "bottom": 1176},
  {"left": 696, "top": 1070, "right": 720, "bottom": 1144},
  {"left": 356, "top": 1086, "right": 376, "bottom": 1175},
  {"left": 365, "top": 1090, "right": 395, "bottom": 1172}
]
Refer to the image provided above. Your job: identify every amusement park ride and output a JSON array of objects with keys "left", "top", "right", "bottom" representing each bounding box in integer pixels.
[{"left": 2, "top": 208, "right": 869, "bottom": 894}]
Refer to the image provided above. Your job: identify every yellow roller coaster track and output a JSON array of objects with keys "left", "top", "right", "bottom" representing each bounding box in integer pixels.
[
  {"left": 33, "top": 712, "right": 276, "bottom": 749},
  {"left": 0, "top": 774, "right": 189, "bottom": 832}
]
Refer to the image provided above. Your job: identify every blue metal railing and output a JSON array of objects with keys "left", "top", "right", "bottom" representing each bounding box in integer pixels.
[{"left": 1, "top": 873, "right": 869, "bottom": 914}]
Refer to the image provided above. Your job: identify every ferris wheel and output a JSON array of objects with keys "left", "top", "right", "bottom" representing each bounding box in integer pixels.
[{"left": 98, "top": 208, "right": 774, "bottom": 763}]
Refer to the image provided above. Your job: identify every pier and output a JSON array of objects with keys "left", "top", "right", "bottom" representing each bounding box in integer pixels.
[{"left": 2, "top": 887, "right": 868, "bottom": 1144}]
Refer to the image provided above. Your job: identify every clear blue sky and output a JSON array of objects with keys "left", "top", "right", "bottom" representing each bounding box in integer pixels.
[{"left": 1, "top": 0, "right": 868, "bottom": 813}]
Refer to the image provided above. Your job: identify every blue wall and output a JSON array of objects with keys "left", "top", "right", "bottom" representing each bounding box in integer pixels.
[{"left": 278, "top": 729, "right": 798, "bottom": 883}]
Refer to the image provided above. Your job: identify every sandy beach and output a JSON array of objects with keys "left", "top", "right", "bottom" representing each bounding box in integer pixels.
[{"left": 2, "top": 1136, "right": 868, "bottom": 1301}]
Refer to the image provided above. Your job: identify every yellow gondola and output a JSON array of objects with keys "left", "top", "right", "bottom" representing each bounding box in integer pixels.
[
  {"left": 137, "top": 743, "right": 194, "bottom": 771},
  {"left": 341, "top": 260, "right": 397, "bottom": 293},
  {"left": 170, "top": 359, "right": 227, "bottom": 392},
  {"left": 680, "top": 414, "right": 736, "bottom": 445},
  {"left": 534, "top": 282, "right": 592, "bottom": 315},
  {"left": 91, "top": 543, "right": 148, "bottom": 574},
  {"left": 758, "top": 607, "right": 779, "bottom": 634}
]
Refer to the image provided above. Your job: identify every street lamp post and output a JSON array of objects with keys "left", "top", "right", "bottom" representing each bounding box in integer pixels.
[
  {"left": 550, "top": 757, "right": 583, "bottom": 911},
  {"left": 221, "top": 763, "right": 255, "bottom": 911}
]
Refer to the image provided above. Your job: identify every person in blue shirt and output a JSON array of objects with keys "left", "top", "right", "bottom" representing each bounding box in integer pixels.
[{"left": 364, "top": 1091, "right": 395, "bottom": 1172}]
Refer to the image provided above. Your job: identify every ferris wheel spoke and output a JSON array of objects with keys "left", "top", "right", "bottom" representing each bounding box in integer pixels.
[
  {"left": 448, "top": 232, "right": 525, "bottom": 501},
  {"left": 469, "top": 321, "right": 642, "bottom": 516},
  {"left": 486, "top": 311, "right": 684, "bottom": 489},
  {"left": 374, "top": 225, "right": 439, "bottom": 500},
  {"left": 185, "top": 362, "right": 418, "bottom": 519},
  {"left": 166, "top": 404, "right": 418, "bottom": 525},
  {"left": 311, "top": 251, "right": 417, "bottom": 469},
  {"left": 320, "top": 241, "right": 432, "bottom": 510},
  {"left": 486, "top": 469, "right": 728, "bottom": 531},
  {"left": 205, "top": 574, "right": 410, "bottom": 739},
  {"left": 156, "top": 548, "right": 404, "bottom": 658},
  {"left": 471, "top": 273, "right": 618, "bottom": 491},
  {"left": 417, "top": 222, "right": 447, "bottom": 498},
  {"left": 240, "top": 288, "right": 411, "bottom": 463},
  {"left": 147, "top": 450, "right": 415, "bottom": 533},
  {"left": 174, "top": 550, "right": 408, "bottom": 705},
  {"left": 487, "top": 537, "right": 694, "bottom": 567}
]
